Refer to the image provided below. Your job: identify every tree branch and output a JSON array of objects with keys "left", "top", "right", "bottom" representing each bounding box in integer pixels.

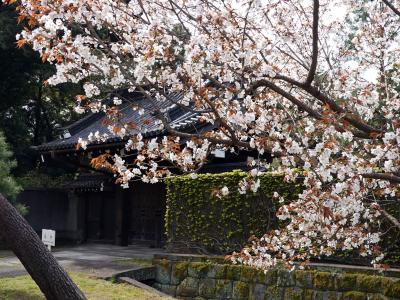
[
  {"left": 305, "top": 0, "right": 320, "bottom": 85},
  {"left": 274, "top": 74, "right": 383, "bottom": 136},
  {"left": 362, "top": 173, "right": 400, "bottom": 183},
  {"left": 382, "top": 0, "right": 400, "bottom": 17},
  {"left": 249, "top": 79, "right": 324, "bottom": 120},
  {"left": 381, "top": 208, "right": 400, "bottom": 230}
]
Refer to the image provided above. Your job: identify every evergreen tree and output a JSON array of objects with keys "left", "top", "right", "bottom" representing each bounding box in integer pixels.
[
  {"left": 0, "top": 131, "right": 20, "bottom": 200},
  {"left": 0, "top": 3, "right": 81, "bottom": 175}
]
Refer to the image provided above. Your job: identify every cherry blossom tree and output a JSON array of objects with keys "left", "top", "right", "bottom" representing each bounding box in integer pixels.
[{"left": 8, "top": 0, "right": 400, "bottom": 269}]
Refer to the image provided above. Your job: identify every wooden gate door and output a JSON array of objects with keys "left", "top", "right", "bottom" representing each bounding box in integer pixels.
[
  {"left": 129, "top": 182, "right": 166, "bottom": 246},
  {"left": 85, "top": 192, "right": 116, "bottom": 243}
]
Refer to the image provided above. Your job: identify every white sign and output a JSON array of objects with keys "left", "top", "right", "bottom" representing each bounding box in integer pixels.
[
  {"left": 214, "top": 149, "right": 226, "bottom": 158},
  {"left": 42, "top": 229, "right": 56, "bottom": 251}
]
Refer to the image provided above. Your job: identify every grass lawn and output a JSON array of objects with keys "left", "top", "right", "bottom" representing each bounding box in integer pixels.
[
  {"left": 112, "top": 257, "right": 153, "bottom": 267},
  {"left": 0, "top": 272, "right": 172, "bottom": 300}
]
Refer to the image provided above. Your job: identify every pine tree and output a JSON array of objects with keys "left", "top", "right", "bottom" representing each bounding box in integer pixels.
[{"left": 0, "top": 131, "right": 20, "bottom": 200}]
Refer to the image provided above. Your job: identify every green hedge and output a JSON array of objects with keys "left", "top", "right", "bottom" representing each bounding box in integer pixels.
[
  {"left": 166, "top": 171, "right": 400, "bottom": 267},
  {"left": 165, "top": 170, "right": 303, "bottom": 254},
  {"left": 16, "top": 170, "right": 74, "bottom": 189}
]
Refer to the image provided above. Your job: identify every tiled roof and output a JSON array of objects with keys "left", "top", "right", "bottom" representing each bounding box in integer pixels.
[
  {"left": 36, "top": 92, "right": 200, "bottom": 152},
  {"left": 63, "top": 173, "right": 112, "bottom": 191}
]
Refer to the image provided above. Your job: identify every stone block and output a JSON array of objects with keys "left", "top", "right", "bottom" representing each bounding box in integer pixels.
[
  {"left": 171, "top": 261, "right": 189, "bottom": 285},
  {"left": 276, "top": 269, "right": 295, "bottom": 287},
  {"left": 199, "top": 278, "right": 216, "bottom": 298},
  {"left": 225, "top": 265, "right": 242, "bottom": 281},
  {"left": 177, "top": 277, "right": 199, "bottom": 298},
  {"left": 249, "top": 283, "right": 266, "bottom": 300},
  {"left": 312, "top": 290, "right": 343, "bottom": 300},
  {"left": 154, "top": 259, "right": 171, "bottom": 284},
  {"left": 265, "top": 286, "right": 284, "bottom": 300},
  {"left": 254, "top": 269, "right": 267, "bottom": 285},
  {"left": 283, "top": 287, "right": 304, "bottom": 300},
  {"left": 324, "top": 291, "right": 343, "bottom": 300},
  {"left": 158, "top": 284, "right": 177, "bottom": 297},
  {"left": 295, "top": 270, "right": 314, "bottom": 288},
  {"left": 232, "top": 281, "right": 250, "bottom": 300},
  {"left": 215, "top": 279, "right": 233, "bottom": 299},
  {"left": 382, "top": 277, "right": 400, "bottom": 298},
  {"left": 206, "top": 264, "right": 226, "bottom": 279},
  {"left": 356, "top": 275, "right": 383, "bottom": 294},
  {"left": 241, "top": 266, "right": 258, "bottom": 283},
  {"left": 343, "top": 291, "right": 366, "bottom": 300},
  {"left": 335, "top": 274, "right": 358, "bottom": 292},
  {"left": 313, "top": 271, "right": 336, "bottom": 290},
  {"left": 367, "top": 294, "right": 389, "bottom": 300},
  {"left": 303, "top": 289, "right": 315, "bottom": 300},
  {"left": 188, "top": 262, "right": 210, "bottom": 278},
  {"left": 264, "top": 269, "right": 278, "bottom": 286}
]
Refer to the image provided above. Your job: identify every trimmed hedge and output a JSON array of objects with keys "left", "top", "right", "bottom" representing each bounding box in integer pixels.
[
  {"left": 165, "top": 170, "right": 303, "bottom": 254},
  {"left": 165, "top": 170, "right": 400, "bottom": 266}
]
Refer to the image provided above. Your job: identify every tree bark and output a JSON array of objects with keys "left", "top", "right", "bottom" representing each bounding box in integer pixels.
[{"left": 0, "top": 194, "right": 87, "bottom": 300}]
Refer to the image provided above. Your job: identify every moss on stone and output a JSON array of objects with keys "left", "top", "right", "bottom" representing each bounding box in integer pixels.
[
  {"left": 241, "top": 266, "right": 257, "bottom": 283},
  {"left": 251, "top": 269, "right": 266, "bottom": 285},
  {"left": 198, "top": 278, "right": 216, "bottom": 298},
  {"left": 263, "top": 269, "right": 278, "bottom": 286},
  {"left": 276, "top": 269, "right": 295, "bottom": 287},
  {"left": 303, "top": 289, "right": 315, "bottom": 300},
  {"left": 368, "top": 294, "right": 389, "bottom": 300},
  {"left": 215, "top": 279, "right": 233, "bottom": 299},
  {"left": 207, "top": 264, "right": 226, "bottom": 279},
  {"left": 154, "top": 256, "right": 400, "bottom": 300},
  {"left": 326, "top": 291, "right": 342, "bottom": 300},
  {"left": 294, "top": 270, "right": 314, "bottom": 288},
  {"left": 225, "top": 265, "right": 242, "bottom": 281},
  {"left": 154, "top": 258, "right": 170, "bottom": 268},
  {"left": 176, "top": 277, "right": 199, "bottom": 297},
  {"left": 336, "top": 273, "right": 359, "bottom": 291},
  {"left": 154, "top": 259, "right": 171, "bottom": 284},
  {"left": 313, "top": 271, "right": 336, "bottom": 290},
  {"left": 311, "top": 290, "right": 341, "bottom": 300},
  {"left": 188, "top": 262, "right": 210, "bottom": 278},
  {"left": 356, "top": 274, "right": 382, "bottom": 293},
  {"left": 382, "top": 277, "right": 400, "bottom": 298},
  {"left": 283, "top": 287, "right": 304, "bottom": 300},
  {"left": 232, "top": 281, "right": 250, "bottom": 300},
  {"left": 265, "top": 286, "right": 284, "bottom": 300},
  {"left": 171, "top": 261, "right": 188, "bottom": 284},
  {"left": 343, "top": 291, "right": 366, "bottom": 300},
  {"left": 249, "top": 283, "right": 266, "bottom": 300}
]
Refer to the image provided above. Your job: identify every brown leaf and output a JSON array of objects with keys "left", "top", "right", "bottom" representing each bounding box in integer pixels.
[
  {"left": 41, "top": 52, "right": 49, "bottom": 63},
  {"left": 16, "top": 39, "right": 27, "bottom": 48}
]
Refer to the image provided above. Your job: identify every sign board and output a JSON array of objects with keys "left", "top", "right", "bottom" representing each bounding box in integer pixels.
[
  {"left": 42, "top": 229, "right": 55, "bottom": 250},
  {"left": 214, "top": 149, "right": 226, "bottom": 158}
]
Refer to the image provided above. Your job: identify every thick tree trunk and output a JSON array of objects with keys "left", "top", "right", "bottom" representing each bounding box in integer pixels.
[{"left": 0, "top": 194, "right": 86, "bottom": 300}]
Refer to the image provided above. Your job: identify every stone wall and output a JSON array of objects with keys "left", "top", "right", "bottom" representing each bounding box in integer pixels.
[{"left": 153, "top": 254, "right": 400, "bottom": 300}]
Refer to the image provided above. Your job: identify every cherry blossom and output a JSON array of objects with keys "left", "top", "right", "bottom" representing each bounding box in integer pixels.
[{"left": 9, "top": 0, "right": 400, "bottom": 269}]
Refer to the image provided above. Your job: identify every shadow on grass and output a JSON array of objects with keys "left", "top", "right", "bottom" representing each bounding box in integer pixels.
[{"left": 0, "top": 289, "right": 43, "bottom": 300}]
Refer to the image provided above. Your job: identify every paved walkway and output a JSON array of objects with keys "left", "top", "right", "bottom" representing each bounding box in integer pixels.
[{"left": 0, "top": 243, "right": 166, "bottom": 279}]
